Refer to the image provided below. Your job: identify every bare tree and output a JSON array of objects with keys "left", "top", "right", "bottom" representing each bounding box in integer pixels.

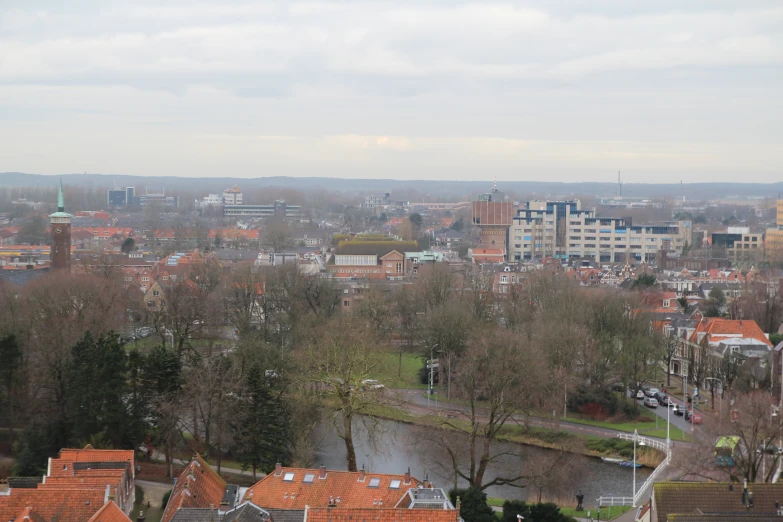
[
  {"left": 300, "top": 317, "right": 396, "bottom": 471},
  {"left": 422, "top": 328, "right": 555, "bottom": 490}
]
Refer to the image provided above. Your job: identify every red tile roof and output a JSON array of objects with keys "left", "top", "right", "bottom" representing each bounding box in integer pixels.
[
  {"left": 161, "top": 455, "right": 227, "bottom": 522},
  {"left": 0, "top": 488, "right": 106, "bottom": 522},
  {"left": 689, "top": 318, "right": 772, "bottom": 346},
  {"left": 87, "top": 500, "right": 132, "bottom": 522},
  {"left": 244, "top": 467, "right": 421, "bottom": 511},
  {"left": 306, "top": 508, "right": 460, "bottom": 521}
]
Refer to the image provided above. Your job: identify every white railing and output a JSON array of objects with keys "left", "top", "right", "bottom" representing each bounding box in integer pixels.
[
  {"left": 609, "top": 434, "right": 672, "bottom": 506},
  {"left": 614, "top": 433, "right": 669, "bottom": 453},
  {"left": 596, "top": 496, "right": 634, "bottom": 506},
  {"left": 633, "top": 450, "right": 671, "bottom": 506}
]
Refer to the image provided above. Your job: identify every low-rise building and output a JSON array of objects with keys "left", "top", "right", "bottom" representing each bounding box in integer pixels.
[{"left": 243, "top": 464, "right": 458, "bottom": 522}]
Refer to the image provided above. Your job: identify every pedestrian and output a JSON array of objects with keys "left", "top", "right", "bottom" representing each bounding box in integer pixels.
[{"left": 587, "top": 510, "right": 593, "bottom": 522}]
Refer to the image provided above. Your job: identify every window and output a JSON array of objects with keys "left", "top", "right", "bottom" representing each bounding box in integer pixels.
[
  {"left": 389, "top": 479, "right": 401, "bottom": 489},
  {"left": 343, "top": 300, "right": 350, "bottom": 307},
  {"left": 585, "top": 229, "right": 596, "bottom": 233},
  {"left": 368, "top": 477, "right": 381, "bottom": 488},
  {"left": 343, "top": 289, "right": 349, "bottom": 294},
  {"left": 303, "top": 474, "right": 315, "bottom": 483},
  {"left": 585, "top": 236, "right": 596, "bottom": 241},
  {"left": 283, "top": 472, "right": 295, "bottom": 482}
]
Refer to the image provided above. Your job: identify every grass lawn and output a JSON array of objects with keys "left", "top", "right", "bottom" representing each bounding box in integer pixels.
[
  {"left": 374, "top": 351, "right": 428, "bottom": 389},
  {"left": 560, "top": 505, "right": 633, "bottom": 520},
  {"left": 563, "top": 407, "right": 688, "bottom": 440},
  {"left": 487, "top": 498, "right": 632, "bottom": 521}
]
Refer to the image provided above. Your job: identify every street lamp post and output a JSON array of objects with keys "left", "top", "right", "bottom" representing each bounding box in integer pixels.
[
  {"left": 428, "top": 344, "right": 439, "bottom": 410},
  {"left": 633, "top": 429, "right": 646, "bottom": 506}
]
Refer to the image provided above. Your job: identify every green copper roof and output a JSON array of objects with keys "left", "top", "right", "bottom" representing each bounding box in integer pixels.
[{"left": 57, "top": 178, "right": 64, "bottom": 212}]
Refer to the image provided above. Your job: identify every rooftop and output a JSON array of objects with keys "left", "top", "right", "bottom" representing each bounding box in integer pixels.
[{"left": 244, "top": 466, "right": 422, "bottom": 511}]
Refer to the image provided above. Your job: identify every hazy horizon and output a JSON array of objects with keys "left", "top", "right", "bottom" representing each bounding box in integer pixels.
[{"left": 2, "top": 1, "right": 782, "bottom": 183}]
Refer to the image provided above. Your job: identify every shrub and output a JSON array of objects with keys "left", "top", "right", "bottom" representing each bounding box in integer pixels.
[
  {"left": 501, "top": 500, "right": 575, "bottom": 522},
  {"left": 162, "top": 490, "right": 172, "bottom": 508},
  {"left": 568, "top": 385, "right": 619, "bottom": 417},
  {"left": 135, "top": 484, "right": 144, "bottom": 505},
  {"left": 449, "top": 487, "right": 495, "bottom": 522}
]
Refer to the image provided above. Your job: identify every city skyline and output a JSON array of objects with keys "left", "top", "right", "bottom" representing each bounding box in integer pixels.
[{"left": 2, "top": 1, "right": 782, "bottom": 182}]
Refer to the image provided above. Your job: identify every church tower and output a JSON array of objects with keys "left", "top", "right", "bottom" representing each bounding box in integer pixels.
[{"left": 49, "top": 179, "right": 72, "bottom": 271}]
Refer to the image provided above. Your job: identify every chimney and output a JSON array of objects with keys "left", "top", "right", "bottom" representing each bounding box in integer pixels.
[
  {"left": 319, "top": 465, "right": 327, "bottom": 479},
  {"left": 137, "top": 512, "right": 146, "bottom": 522},
  {"left": 404, "top": 467, "right": 411, "bottom": 485},
  {"left": 275, "top": 463, "right": 282, "bottom": 476},
  {"left": 358, "top": 464, "right": 365, "bottom": 482}
]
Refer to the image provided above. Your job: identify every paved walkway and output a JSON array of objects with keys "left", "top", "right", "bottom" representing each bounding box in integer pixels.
[{"left": 399, "top": 389, "right": 676, "bottom": 444}]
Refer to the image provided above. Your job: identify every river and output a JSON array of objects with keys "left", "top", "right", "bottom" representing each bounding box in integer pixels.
[{"left": 314, "top": 418, "right": 650, "bottom": 506}]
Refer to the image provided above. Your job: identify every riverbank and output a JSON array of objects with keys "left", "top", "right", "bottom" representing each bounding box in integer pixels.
[{"left": 367, "top": 401, "right": 665, "bottom": 468}]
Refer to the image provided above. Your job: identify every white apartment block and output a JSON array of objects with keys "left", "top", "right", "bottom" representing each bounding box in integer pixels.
[
  {"left": 223, "top": 186, "right": 243, "bottom": 205},
  {"left": 362, "top": 192, "right": 391, "bottom": 209},
  {"left": 196, "top": 193, "right": 223, "bottom": 209},
  {"left": 507, "top": 200, "right": 692, "bottom": 264}
]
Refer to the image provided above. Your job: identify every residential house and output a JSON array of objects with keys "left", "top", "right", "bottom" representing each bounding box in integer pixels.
[
  {"left": 161, "top": 455, "right": 242, "bottom": 522},
  {"left": 144, "top": 279, "right": 168, "bottom": 311},
  {"left": 0, "top": 445, "right": 136, "bottom": 522},
  {"left": 671, "top": 318, "right": 772, "bottom": 387},
  {"left": 243, "top": 464, "right": 458, "bottom": 521},
  {"left": 650, "top": 481, "right": 783, "bottom": 522},
  {"left": 0, "top": 228, "right": 19, "bottom": 244}
]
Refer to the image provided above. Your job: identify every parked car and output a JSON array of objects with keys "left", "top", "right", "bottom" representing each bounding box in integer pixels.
[
  {"left": 656, "top": 393, "right": 672, "bottom": 406},
  {"left": 636, "top": 390, "right": 645, "bottom": 400},
  {"left": 645, "top": 388, "right": 660, "bottom": 398},
  {"left": 673, "top": 405, "right": 684, "bottom": 416},
  {"left": 644, "top": 397, "right": 659, "bottom": 408},
  {"left": 684, "top": 409, "right": 703, "bottom": 424},
  {"left": 361, "top": 379, "right": 385, "bottom": 391}
]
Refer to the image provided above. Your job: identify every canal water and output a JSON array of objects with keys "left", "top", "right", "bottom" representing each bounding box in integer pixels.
[{"left": 314, "top": 418, "right": 650, "bottom": 506}]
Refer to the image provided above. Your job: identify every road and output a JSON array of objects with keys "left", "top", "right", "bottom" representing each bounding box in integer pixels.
[{"left": 397, "top": 389, "right": 680, "bottom": 444}]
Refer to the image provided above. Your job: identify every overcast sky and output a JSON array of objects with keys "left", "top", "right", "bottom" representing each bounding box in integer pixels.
[{"left": 2, "top": 1, "right": 782, "bottom": 183}]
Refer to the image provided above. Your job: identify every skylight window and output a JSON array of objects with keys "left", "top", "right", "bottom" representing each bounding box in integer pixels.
[
  {"left": 283, "top": 472, "right": 295, "bottom": 482},
  {"left": 389, "top": 479, "right": 401, "bottom": 489},
  {"left": 303, "top": 473, "right": 315, "bottom": 483},
  {"left": 368, "top": 477, "right": 381, "bottom": 488}
]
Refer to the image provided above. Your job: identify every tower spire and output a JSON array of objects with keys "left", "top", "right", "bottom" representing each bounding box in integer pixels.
[{"left": 57, "top": 178, "right": 65, "bottom": 212}]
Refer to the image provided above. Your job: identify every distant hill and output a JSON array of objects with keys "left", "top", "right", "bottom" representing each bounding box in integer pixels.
[{"left": 1, "top": 172, "right": 780, "bottom": 200}]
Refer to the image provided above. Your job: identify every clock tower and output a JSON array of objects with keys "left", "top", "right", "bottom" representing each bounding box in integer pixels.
[{"left": 49, "top": 179, "right": 72, "bottom": 271}]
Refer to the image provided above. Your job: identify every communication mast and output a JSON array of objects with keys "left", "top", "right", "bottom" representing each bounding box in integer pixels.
[{"left": 617, "top": 171, "right": 623, "bottom": 198}]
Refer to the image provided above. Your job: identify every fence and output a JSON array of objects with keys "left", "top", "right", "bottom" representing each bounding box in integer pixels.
[
  {"left": 611, "top": 434, "right": 672, "bottom": 507},
  {"left": 596, "top": 496, "right": 634, "bottom": 506}
]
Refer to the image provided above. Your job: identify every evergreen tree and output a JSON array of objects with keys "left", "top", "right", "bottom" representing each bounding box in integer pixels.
[
  {"left": 234, "top": 365, "right": 292, "bottom": 480},
  {"left": 0, "top": 334, "right": 22, "bottom": 449},
  {"left": 449, "top": 488, "right": 495, "bottom": 522},
  {"left": 68, "top": 332, "right": 134, "bottom": 448}
]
